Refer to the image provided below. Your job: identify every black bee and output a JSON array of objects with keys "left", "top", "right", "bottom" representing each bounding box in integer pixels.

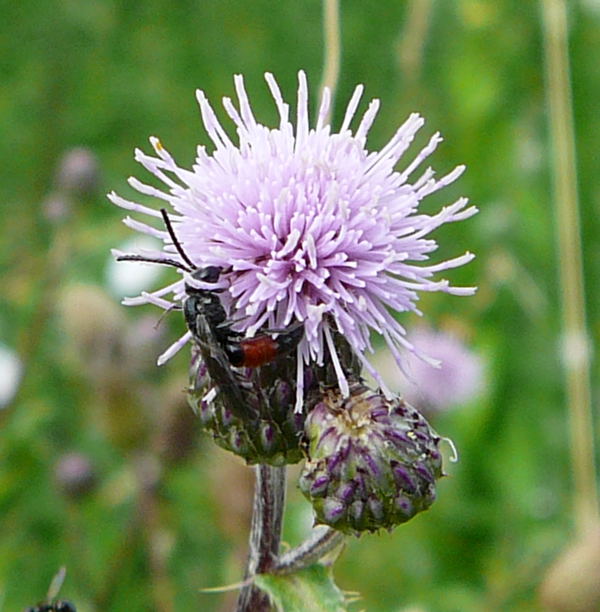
[
  {"left": 25, "top": 568, "right": 76, "bottom": 612},
  {"left": 183, "top": 265, "right": 303, "bottom": 368},
  {"left": 117, "top": 208, "right": 303, "bottom": 369},
  {"left": 25, "top": 603, "right": 75, "bottom": 612}
]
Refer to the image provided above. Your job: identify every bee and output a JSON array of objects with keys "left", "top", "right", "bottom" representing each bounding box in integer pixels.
[
  {"left": 182, "top": 264, "right": 303, "bottom": 368},
  {"left": 25, "top": 567, "right": 76, "bottom": 612},
  {"left": 117, "top": 208, "right": 303, "bottom": 369}
]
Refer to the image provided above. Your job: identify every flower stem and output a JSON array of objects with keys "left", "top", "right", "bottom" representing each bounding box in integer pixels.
[
  {"left": 320, "top": 0, "right": 341, "bottom": 121},
  {"left": 273, "top": 526, "right": 345, "bottom": 575},
  {"left": 236, "top": 464, "right": 286, "bottom": 612},
  {"left": 396, "top": 0, "right": 433, "bottom": 84},
  {"left": 541, "top": 0, "right": 599, "bottom": 534}
]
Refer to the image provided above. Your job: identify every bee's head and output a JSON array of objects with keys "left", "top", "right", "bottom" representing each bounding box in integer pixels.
[
  {"left": 191, "top": 266, "right": 222, "bottom": 284},
  {"left": 185, "top": 266, "right": 224, "bottom": 294}
]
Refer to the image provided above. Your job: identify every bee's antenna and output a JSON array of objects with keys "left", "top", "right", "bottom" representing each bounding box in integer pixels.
[
  {"left": 116, "top": 254, "right": 191, "bottom": 272},
  {"left": 160, "top": 208, "right": 196, "bottom": 270}
]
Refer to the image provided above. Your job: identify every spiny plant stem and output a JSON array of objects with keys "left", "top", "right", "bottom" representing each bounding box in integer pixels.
[
  {"left": 541, "top": 0, "right": 599, "bottom": 534},
  {"left": 273, "top": 526, "right": 345, "bottom": 575},
  {"left": 236, "top": 464, "right": 286, "bottom": 612}
]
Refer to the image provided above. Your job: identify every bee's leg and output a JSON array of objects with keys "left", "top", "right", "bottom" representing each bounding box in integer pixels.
[{"left": 192, "top": 315, "right": 248, "bottom": 416}]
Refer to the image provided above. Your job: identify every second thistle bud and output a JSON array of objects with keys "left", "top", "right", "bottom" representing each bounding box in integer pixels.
[{"left": 299, "top": 382, "right": 444, "bottom": 535}]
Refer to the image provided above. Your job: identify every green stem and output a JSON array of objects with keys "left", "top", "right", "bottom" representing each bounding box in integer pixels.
[
  {"left": 541, "top": 0, "right": 598, "bottom": 534},
  {"left": 396, "top": 0, "right": 433, "bottom": 84},
  {"left": 320, "top": 0, "right": 341, "bottom": 122},
  {"left": 273, "top": 526, "right": 345, "bottom": 575},
  {"left": 236, "top": 465, "right": 286, "bottom": 611}
]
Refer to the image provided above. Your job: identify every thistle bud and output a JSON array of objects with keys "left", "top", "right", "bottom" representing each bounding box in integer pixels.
[
  {"left": 187, "top": 347, "right": 305, "bottom": 466},
  {"left": 299, "top": 382, "right": 444, "bottom": 534},
  {"left": 54, "top": 453, "right": 97, "bottom": 499}
]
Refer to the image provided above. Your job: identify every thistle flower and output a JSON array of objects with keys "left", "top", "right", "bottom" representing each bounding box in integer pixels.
[
  {"left": 372, "top": 326, "right": 485, "bottom": 412},
  {"left": 299, "top": 382, "right": 443, "bottom": 534},
  {"left": 110, "top": 71, "right": 476, "bottom": 409}
]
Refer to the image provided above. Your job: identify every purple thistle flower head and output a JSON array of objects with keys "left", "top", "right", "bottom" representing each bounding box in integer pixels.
[
  {"left": 373, "top": 326, "right": 486, "bottom": 412},
  {"left": 109, "top": 71, "right": 477, "bottom": 409}
]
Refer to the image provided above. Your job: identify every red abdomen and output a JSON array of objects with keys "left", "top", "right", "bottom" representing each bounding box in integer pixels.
[{"left": 239, "top": 336, "right": 279, "bottom": 367}]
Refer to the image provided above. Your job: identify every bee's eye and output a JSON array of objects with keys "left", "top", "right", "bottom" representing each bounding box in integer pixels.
[{"left": 192, "top": 266, "right": 222, "bottom": 284}]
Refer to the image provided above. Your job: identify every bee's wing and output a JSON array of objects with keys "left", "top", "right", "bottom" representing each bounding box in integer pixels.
[{"left": 194, "top": 315, "right": 248, "bottom": 417}]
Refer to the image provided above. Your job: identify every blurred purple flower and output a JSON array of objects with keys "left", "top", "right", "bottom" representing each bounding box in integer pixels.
[
  {"left": 57, "top": 147, "right": 101, "bottom": 198},
  {"left": 54, "top": 452, "right": 97, "bottom": 498},
  {"left": 110, "top": 71, "right": 476, "bottom": 407},
  {"left": 377, "top": 326, "right": 485, "bottom": 411}
]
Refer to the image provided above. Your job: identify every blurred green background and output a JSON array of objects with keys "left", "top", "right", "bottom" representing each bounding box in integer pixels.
[{"left": 1, "top": 0, "right": 599, "bottom": 610}]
